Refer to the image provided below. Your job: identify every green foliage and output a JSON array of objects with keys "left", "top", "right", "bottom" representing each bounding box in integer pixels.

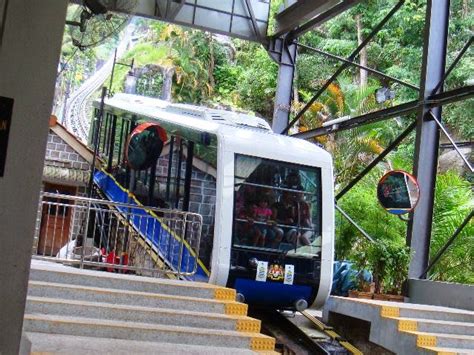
[
  {"left": 430, "top": 171, "right": 474, "bottom": 283},
  {"left": 336, "top": 168, "right": 411, "bottom": 293},
  {"left": 234, "top": 43, "right": 278, "bottom": 117},
  {"left": 355, "top": 240, "right": 410, "bottom": 294}
]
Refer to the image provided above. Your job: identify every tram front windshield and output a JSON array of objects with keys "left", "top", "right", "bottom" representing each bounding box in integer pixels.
[{"left": 233, "top": 154, "right": 322, "bottom": 257}]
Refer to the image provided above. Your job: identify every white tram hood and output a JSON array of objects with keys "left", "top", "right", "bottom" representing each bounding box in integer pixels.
[
  {"left": 98, "top": 93, "right": 332, "bottom": 168},
  {"left": 96, "top": 93, "right": 334, "bottom": 309}
]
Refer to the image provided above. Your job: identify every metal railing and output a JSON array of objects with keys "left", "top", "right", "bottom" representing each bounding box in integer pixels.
[{"left": 33, "top": 192, "right": 203, "bottom": 278}]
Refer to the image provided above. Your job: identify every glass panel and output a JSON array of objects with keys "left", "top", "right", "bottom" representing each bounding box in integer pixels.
[{"left": 233, "top": 154, "right": 322, "bottom": 257}]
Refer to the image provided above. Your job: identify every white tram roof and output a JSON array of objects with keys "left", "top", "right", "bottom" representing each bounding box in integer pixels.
[{"left": 97, "top": 94, "right": 332, "bottom": 168}]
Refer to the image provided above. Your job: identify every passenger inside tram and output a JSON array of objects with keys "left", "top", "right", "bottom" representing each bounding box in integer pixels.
[{"left": 233, "top": 156, "right": 322, "bottom": 254}]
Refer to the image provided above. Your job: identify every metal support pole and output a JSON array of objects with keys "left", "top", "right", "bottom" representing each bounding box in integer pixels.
[
  {"left": 183, "top": 141, "right": 194, "bottom": 212},
  {"left": 148, "top": 159, "right": 157, "bottom": 206},
  {"left": 272, "top": 38, "right": 297, "bottom": 134},
  {"left": 101, "top": 113, "right": 110, "bottom": 154},
  {"left": 407, "top": 0, "right": 450, "bottom": 279},
  {"left": 175, "top": 138, "right": 184, "bottom": 208},
  {"left": 107, "top": 115, "right": 117, "bottom": 172},
  {"left": 88, "top": 87, "right": 107, "bottom": 198},
  {"left": 116, "top": 117, "right": 125, "bottom": 166},
  {"left": 108, "top": 48, "right": 117, "bottom": 97},
  {"left": 166, "top": 136, "right": 175, "bottom": 201},
  {"left": 124, "top": 117, "right": 137, "bottom": 190}
]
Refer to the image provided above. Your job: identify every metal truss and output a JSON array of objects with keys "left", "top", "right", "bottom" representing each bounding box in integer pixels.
[
  {"left": 281, "top": 0, "right": 405, "bottom": 134},
  {"left": 270, "top": 0, "right": 473, "bottom": 281}
]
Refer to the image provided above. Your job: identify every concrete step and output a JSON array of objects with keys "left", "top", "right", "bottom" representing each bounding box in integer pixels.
[
  {"left": 398, "top": 307, "right": 474, "bottom": 324},
  {"left": 30, "top": 260, "right": 234, "bottom": 301},
  {"left": 28, "top": 281, "right": 247, "bottom": 316},
  {"left": 403, "top": 330, "right": 474, "bottom": 349},
  {"left": 395, "top": 317, "right": 474, "bottom": 336},
  {"left": 421, "top": 345, "right": 474, "bottom": 355},
  {"left": 26, "top": 296, "right": 261, "bottom": 332},
  {"left": 26, "top": 332, "right": 261, "bottom": 354},
  {"left": 23, "top": 314, "right": 275, "bottom": 352},
  {"left": 323, "top": 296, "right": 474, "bottom": 355},
  {"left": 343, "top": 297, "right": 474, "bottom": 323}
]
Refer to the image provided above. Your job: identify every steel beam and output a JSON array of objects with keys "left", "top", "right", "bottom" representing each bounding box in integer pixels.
[
  {"left": 296, "top": 42, "right": 420, "bottom": 91},
  {"left": 272, "top": 38, "right": 297, "bottom": 133},
  {"left": 71, "top": 0, "right": 270, "bottom": 43},
  {"left": 336, "top": 120, "right": 417, "bottom": 200},
  {"left": 432, "top": 37, "right": 473, "bottom": 95},
  {"left": 290, "top": 83, "right": 472, "bottom": 140},
  {"left": 282, "top": 0, "right": 405, "bottom": 134},
  {"left": 426, "top": 84, "right": 474, "bottom": 106},
  {"left": 274, "top": 0, "right": 340, "bottom": 37},
  {"left": 292, "top": 99, "right": 419, "bottom": 139},
  {"left": 407, "top": 0, "right": 450, "bottom": 280},
  {"left": 286, "top": 0, "right": 363, "bottom": 40}
]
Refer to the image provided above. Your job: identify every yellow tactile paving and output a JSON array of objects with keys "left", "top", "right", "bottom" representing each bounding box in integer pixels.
[
  {"left": 236, "top": 318, "right": 261, "bottom": 333},
  {"left": 417, "top": 334, "right": 438, "bottom": 347},
  {"left": 398, "top": 319, "right": 418, "bottom": 332},
  {"left": 225, "top": 302, "right": 248, "bottom": 316},
  {"left": 250, "top": 336, "right": 276, "bottom": 351},
  {"left": 214, "top": 287, "right": 236, "bottom": 301},
  {"left": 381, "top": 305, "right": 400, "bottom": 318}
]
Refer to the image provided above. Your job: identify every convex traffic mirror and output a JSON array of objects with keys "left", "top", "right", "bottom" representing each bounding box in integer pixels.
[
  {"left": 377, "top": 170, "right": 420, "bottom": 215},
  {"left": 126, "top": 123, "right": 167, "bottom": 170}
]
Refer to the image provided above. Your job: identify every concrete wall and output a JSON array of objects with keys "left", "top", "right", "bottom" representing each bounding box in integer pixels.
[
  {"left": 408, "top": 278, "right": 474, "bottom": 311},
  {"left": 0, "top": 1, "right": 68, "bottom": 353}
]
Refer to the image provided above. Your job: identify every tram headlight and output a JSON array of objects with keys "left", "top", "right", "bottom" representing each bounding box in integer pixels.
[
  {"left": 294, "top": 299, "right": 308, "bottom": 312},
  {"left": 236, "top": 293, "right": 246, "bottom": 303}
]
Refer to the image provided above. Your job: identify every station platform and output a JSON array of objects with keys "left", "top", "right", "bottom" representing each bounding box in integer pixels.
[
  {"left": 23, "top": 260, "right": 277, "bottom": 354},
  {"left": 323, "top": 296, "right": 474, "bottom": 354}
]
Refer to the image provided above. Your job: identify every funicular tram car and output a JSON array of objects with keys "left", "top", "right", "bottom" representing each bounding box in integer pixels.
[{"left": 92, "top": 93, "right": 334, "bottom": 310}]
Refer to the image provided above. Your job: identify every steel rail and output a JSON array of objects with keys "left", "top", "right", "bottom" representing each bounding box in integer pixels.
[{"left": 301, "top": 310, "right": 363, "bottom": 355}]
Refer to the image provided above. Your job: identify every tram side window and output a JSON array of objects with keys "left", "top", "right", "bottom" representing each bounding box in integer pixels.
[{"left": 233, "top": 154, "right": 322, "bottom": 256}]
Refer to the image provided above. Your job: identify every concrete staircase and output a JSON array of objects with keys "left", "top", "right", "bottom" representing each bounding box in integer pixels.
[
  {"left": 24, "top": 260, "right": 276, "bottom": 354},
  {"left": 324, "top": 296, "right": 474, "bottom": 355}
]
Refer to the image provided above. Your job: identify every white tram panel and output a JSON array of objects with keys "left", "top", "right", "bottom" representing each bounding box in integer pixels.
[{"left": 101, "top": 94, "right": 335, "bottom": 308}]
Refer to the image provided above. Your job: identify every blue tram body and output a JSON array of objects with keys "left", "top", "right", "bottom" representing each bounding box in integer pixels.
[{"left": 91, "top": 94, "right": 334, "bottom": 310}]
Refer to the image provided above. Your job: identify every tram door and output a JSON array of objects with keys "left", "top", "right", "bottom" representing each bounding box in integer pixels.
[{"left": 38, "top": 183, "right": 76, "bottom": 256}]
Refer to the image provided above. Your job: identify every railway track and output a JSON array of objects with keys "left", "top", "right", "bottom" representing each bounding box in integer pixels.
[
  {"left": 63, "top": 25, "right": 133, "bottom": 142},
  {"left": 250, "top": 309, "right": 361, "bottom": 354}
]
